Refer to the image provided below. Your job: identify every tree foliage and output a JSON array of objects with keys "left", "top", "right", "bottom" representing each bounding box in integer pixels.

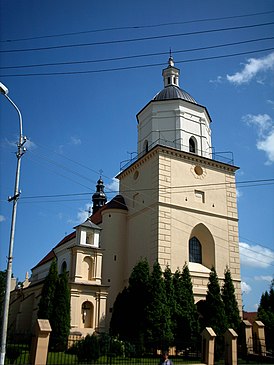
[
  {"left": 146, "top": 261, "right": 173, "bottom": 350},
  {"left": 222, "top": 267, "right": 241, "bottom": 331},
  {"left": 51, "top": 271, "right": 71, "bottom": 350},
  {"left": 37, "top": 259, "right": 70, "bottom": 351},
  {"left": 203, "top": 267, "right": 227, "bottom": 336},
  {"left": 110, "top": 259, "right": 199, "bottom": 351},
  {"left": 37, "top": 259, "right": 58, "bottom": 320},
  {"left": 257, "top": 279, "right": 274, "bottom": 352}
]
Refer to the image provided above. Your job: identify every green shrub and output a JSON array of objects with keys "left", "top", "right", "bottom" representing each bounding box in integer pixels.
[
  {"left": 75, "top": 334, "right": 100, "bottom": 362},
  {"left": 6, "top": 345, "right": 22, "bottom": 363}
]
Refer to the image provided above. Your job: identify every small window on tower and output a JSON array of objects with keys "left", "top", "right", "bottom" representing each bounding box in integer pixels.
[
  {"left": 189, "top": 137, "right": 196, "bottom": 153},
  {"left": 195, "top": 190, "right": 205, "bottom": 203},
  {"left": 168, "top": 77, "right": 171, "bottom": 84}
]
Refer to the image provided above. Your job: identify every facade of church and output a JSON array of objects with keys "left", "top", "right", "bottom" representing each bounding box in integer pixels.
[{"left": 9, "top": 58, "right": 242, "bottom": 336}]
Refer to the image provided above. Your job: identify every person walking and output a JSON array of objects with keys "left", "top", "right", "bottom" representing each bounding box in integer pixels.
[{"left": 159, "top": 351, "right": 173, "bottom": 365}]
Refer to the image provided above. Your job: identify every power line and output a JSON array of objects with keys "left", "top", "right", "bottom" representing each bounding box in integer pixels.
[
  {"left": 17, "top": 178, "right": 273, "bottom": 201},
  {"left": 2, "top": 10, "right": 274, "bottom": 43},
  {"left": 1, "top": 21, "right": 273, "bottom": 54},
  {"left": 2, "top": 47, "right": 274, "bottom": 78},
  {"left": 1, "top": 36, "right": 273, "bottom": 70}
]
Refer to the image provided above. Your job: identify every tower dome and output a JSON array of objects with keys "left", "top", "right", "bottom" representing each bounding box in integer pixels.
[
  {"left": 153, "top": 56, "right": 197, "bottom": 104},
  {"left": 92, "top": 177, "right": 107, "bottom": 214}
]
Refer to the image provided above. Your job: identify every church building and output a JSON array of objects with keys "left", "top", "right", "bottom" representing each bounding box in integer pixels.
[{"left": 9, "top": 57, "right": 242, "bottom": 335}]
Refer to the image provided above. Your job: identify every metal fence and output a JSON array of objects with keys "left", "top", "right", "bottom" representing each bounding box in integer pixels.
[
  {"left": 45, "top": 335, "right": 202, "bottom": 365},
  {"left": 4, "top": 333, "right": 32, "bottom": 364}
]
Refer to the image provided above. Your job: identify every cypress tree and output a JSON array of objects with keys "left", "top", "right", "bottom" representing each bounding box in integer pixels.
[
  {"left": 127, "top": 258, "right": 150, "bottom": 346},
  {"left": 146, "top": 261, "right": 173, "bottom": 351},
  {"left": 222, "top": 267, "right": 241, "bottom": 331},
  {"left": 173, "top": 265, "right": 199, "bottom": 350},
  {"left": 163, "top": 266, "right": 176, "bottom": 337},
  {"left": 109, "top": 287, "right": 131, "bottom": 339},
  {"left": 204, "top": 267, "right": 227, "bottom": 336},
  {"left": 37, "top": 259, "right": 58, "bottom": 320},
  {"left": 181, "top": 264, "right": 199, "bottom": 339},
  {"left": 51, "top": 271, "right": 71, "bottom": 351},
  {"left": 257, "top": 279, "right": 274, "bottom": 353}
]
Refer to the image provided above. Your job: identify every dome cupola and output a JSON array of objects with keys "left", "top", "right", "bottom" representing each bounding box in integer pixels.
[{"left": 153, "top": 56, "right": 197, "bottom": 104}]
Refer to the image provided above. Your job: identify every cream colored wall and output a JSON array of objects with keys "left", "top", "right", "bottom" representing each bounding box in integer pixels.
[
  {"left": 70, "top": 284, "right": 107, "bottom": 335},
  {"left": 119, "top": 151, "right": 160, "bottom": 275},
  {"left": 100, "top": 208, "right": 127, "bottom": 328},
  {"left": 118, "top": 145, "right": 242, "bottom": 312}
]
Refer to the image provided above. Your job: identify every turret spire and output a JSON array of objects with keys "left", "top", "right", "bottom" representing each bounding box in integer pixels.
[
  {"left": 162, "top": 55, "right": 180, "bottom": 87},
  {"left": 92, "top": 176, "right": 107, "bottom": 214}
]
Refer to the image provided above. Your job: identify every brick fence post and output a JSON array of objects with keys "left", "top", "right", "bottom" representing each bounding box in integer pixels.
[
  {"left": 30, "top": 319, "right": 52, "bottom": 365},
  {"left": 224, "top": 328, "right": 238, "bottom": 365},
  {"left": 201, "top": 327, "right": 216, "bottom": 365}
]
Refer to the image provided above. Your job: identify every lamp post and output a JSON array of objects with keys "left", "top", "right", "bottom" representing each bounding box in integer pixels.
[{"left": 0, "top": 82, "right": 26, "bottom": 365}]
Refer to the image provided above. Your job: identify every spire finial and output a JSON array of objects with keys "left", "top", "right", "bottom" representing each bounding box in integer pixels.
[{"left": 168, "top": 49, "right": 174, "bottom": 67}]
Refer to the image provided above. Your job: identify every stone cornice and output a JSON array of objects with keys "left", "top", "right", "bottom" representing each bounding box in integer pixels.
[{"left": 117, "top": 144, "right": 238, "bottom": 179}]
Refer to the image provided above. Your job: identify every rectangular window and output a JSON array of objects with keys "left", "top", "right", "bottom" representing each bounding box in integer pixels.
[{"left": 195, "top": 190, "right": 205, "bottom": 203}]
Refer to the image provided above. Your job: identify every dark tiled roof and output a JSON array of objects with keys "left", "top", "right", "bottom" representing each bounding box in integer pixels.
[
  {"left": 153, "top": 85, "right": 197, "bottom": 104},
  {"left": 32, "top": 231, "right": 76, "bottom": 270},
  {"left": 90, "top": 195, "right": 128, "bottom": 225},
  {"left": 32, "top": 196, "right": 127, "bottom": 270}
]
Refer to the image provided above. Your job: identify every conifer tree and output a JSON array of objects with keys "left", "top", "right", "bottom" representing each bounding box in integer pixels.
[
  {"left": 222, "top": 267, "right": 241, "bottom": 331},
  {"left": 173, "top": 265, "right": 199, "bottom": 349},
  {"left": 110, "top": 287, "right": 131, "bottom": 339},
  {"left": 146, "top": 261, "right": 173, "bottom": 350},
  {"left": 127, "top": 258, "right": 150, "bottom": 345},
  {"left": 181, "top": 264, "right": 199, "bottom": 338},
  {"left": 204, "top": 266, "right": 227, "bottom": 336},
  {"left": 163, "top": 266, "right": 176, "bottom": 337},
  {"left": 258, "top": 279, "right": 274, "bottom": 352},
  {"left": 51, "top": 271, "right": 71, "bottom": 350},
  {"left": 37, "top": 258, "right": 58, "bottom": 320}
]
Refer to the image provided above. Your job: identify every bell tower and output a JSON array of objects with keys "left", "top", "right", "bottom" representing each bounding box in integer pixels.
[{"left": 116, "top": 58, "right": 242, "bottom": 309}]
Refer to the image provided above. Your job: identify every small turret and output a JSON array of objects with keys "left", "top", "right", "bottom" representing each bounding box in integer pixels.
[{"left": 92, "top": 177, "right": 107, "bottom": 214}]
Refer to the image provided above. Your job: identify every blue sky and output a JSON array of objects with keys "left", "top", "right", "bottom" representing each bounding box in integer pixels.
[{"left": 0, "top": 0, "right": 273, "bottom": 312}]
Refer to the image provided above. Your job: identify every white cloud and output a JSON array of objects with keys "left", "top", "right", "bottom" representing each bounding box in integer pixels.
[
  {"left": 236, "top": 188, "right": 242, "bottom": 199},
  {"left": 257, "top": 131, "right": 274, "bottom": 164},
  {"left": 70, "top": 136, "right": 81, "bottom": 146},
  {"left": 105, "top": 178, "right": 119, "bottom": 193},
  {"left": 209, "top": 76, "right": 223, "bottom": 84},
  {"left": 243, "top": 114, "right": 274, "bottom": 164},
  {"left": 0, "top": 215, "right": 6, "bottom": 222},
  {"left": 241, "top": 281, "right": 252, "bottom": 294},
  {"left": 254, "top": 275, "right": 273, "bottom": 282},
  {"left": 76, "top": 203, "right": 92, "bottom": 223},
  {"left": 226, "top": 52, "right": 274, "bottom": 85},
  {"left": 240, "top": 242, "right": 274, "bottom": 268}
]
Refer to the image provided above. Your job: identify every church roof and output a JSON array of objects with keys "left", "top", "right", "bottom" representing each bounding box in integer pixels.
[
  {"left": 90, "top": 194, "right": 128, "bottom": 225},
  {"left": 32, "top": 231, "right": 76, "bottom": 270},
  {"left": 153, "top": 85, "right": 197, "bottom": 104}
]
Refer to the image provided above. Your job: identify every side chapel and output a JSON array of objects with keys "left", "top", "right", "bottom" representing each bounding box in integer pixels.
[{"left": 9, "top": 57, "right": 242, "bottom": 335}]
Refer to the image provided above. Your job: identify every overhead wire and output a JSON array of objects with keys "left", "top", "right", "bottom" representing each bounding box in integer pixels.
[
  {"left": 1, "top": 21, "right": 273, "bottom": 54},
  {"left": 2, "top": 47, "right": 274, "bottom": 77},
  {"left": 1, "top": 10, "right": 274, "bottom": 43},
  {"left": 1, "top": 36, "right": 273, "bottom": 70}
]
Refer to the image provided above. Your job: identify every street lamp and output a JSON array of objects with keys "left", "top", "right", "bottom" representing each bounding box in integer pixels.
[{"left": 0, "top": 82, "right": 26, "bottom": 365}]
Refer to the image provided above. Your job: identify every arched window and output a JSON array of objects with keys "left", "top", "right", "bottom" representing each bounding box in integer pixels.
[
  {"left": 189, "top": 236, "right": 202, "bottom": 263},
  {"left": 143, "top": 140, "right": 149, "bottom": 153},
  {"left": 83, "top": 256, "right": 94, "bottom": 280},
  {"left": 189, "top": 137, "right": 196, "bottom": 153},
  {"left": 81, "top": 301, "right": 93, "bottom": 328},
  {"left": 61, "top": 261, "right": 67, "bottom": 274}
]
